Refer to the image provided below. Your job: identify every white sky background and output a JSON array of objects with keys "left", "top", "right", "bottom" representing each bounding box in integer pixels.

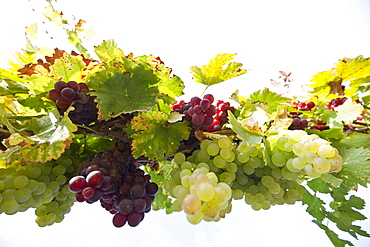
[{"left": 0, "top": 0, "right": 370, "bottom": 246}]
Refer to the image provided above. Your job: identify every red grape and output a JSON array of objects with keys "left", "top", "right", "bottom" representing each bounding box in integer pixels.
[{"left": 68, "top": 176, "right": 87, "bottom": 193}]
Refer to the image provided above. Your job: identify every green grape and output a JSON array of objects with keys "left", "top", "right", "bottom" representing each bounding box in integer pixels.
[
  {"left": 52, "top": 165, "right": 66, "bottom": 176},
  {"left": 261, "top": 200, "right": 271, "bottom": 210},
  {"left": 186, "top": 211, "right": 204, "bottom": 225},
  {"left": 247, "top": 147, "right": 259, "bottom": 157},
  {"left": 255, "top": 193, "right": 265, "bottom": 204},
  {"left": 213, "top": 155, "right": 227, "bottom": 168},
  {"left": 206, "top": 172, "right": 218, "bottom": 183},
  {"left": 267, "top": 182, "right": 281, "bottom": 194},
  {"left": 251, "top": 202, "right": 262, "bottom": 211},
  {"left": 254, "top": 168, "right": 265, "bottom": 177},
  {"left": 287, "top": 188, "right": 300, "bottom": 200},
  {"left": 271, "top": 152, "right": 286, "bottom": 167},
  {"left": 13, "top": 175, "right": 29, "bottom": 188},
  {"left": 180, "top": 161, "right": 193, "bottom": 170},
  {"left": 232, "top": 189, "right": 244, "bottom": 200},
  {"left": 26, "top": 179, "right": 39, "bottom": 192},
  {"left": 237, "top": 141, "right": 249, "bottom": 152},
  {"left": 2, "top": 189, "right": 16, "bottom": 200},
  {"left": 46, "top": 212, "right": 57, "bottom": 225},
  {"left": 15, "top": 188, "right": 32, "bottom": 203},
  {"left": 219, "top": 148, "right": 232, "bottom": 160},
  {"left": 207, "top": 143, "right": 220, "bottom": 156},
  {"left": 243, "top": 164, "right": 255, "bottom": 175},
  {"left": 312, "top": 157, "right": 331, "bottom": 173},
  {"left": 197, "top": 162, "right": 209, "bottom": 170},
  {"left": 225, "top": 151, "right": 235, "bottom": 162},
  {"left": 195, "top": 186, "right": 213, "bottom": 202},
  {"left": 286, "top": 159, "right": 301, "bottom": 172},
  {"left": 226, "top": 162, "right": 238, "bottom": 173},
  {"left": 283, "top": 143, "right": 293, "bottom": 152},
  {"left": 200, "top": 139, "right": 212, "bottom": 150},
  {"left": 197, "top": 149, "right": 210, "bottom": 162},
  {"left": 256, "top": 182, "right": 268, "bottom": 193},
  {"left": 180, "top": 169, "right": 192, "bottom": 177},
  {"left": 212, "top": 186, "right": 229, "bottom": 204},
  {"left": 248, "top": 185, "right": 259, "bottom": 195},
  {"left": 194, "top": 173, "right": 210, "bottom": 185},
  {"left": 244, "top": 193, "right": 255, "bottom": 204},
  {"left": 56, "top": 175, "right": 67, "bottom": 185},
  {"left": 304, "top": 164, "right": 321, "bottom": 178},
  {"left": 302, "top": 140, "right": 319, "bottom": 153},
  {"left": 263, "top": 190, "right": 273, "bottom": 201},
  {"left": 218, "top": 182, "right": 232, "bottom": 199},
  {"left": 281, "top": 167, "right": 299, "bottom": 180},
  {"left": 328, "top": 156, "right": 343, "bottom": 172},
  {"left": 273, "top": 188, "right": 284, "bottom": 198},
  {"left": 55, "top": 192, "right": 68, "bottom": 201},
  {"left": 277, "top": 136, "right": 289, "bottom": 150},
  {"left": 203, "top": 201, "right": 219, "bottom": 220},
  {"left": 33, "top": 182, "right": 46, "bottom": 196},
  {"left": 37, "top": 174, "right": 50, "bottom": 184},
  {"left": 237, "top": 152, "right": 250, "bottom": 163},
  {"left": 292, "top": 142, "right": 303, "bottom": 155},
  {"left": 261, "top": 175, "right": 275, "bottom": 187},
  {"left": 172, "top": 199, "right": 183, "bottom": 212},
  {"left": 46, "top": 201, "right": 59, "bottom": 212},
  {"left": 47, "top": 181, "right": 60, "bottom": 194},
  {"left": 182, "top": 194, "right": 202, "bottom": 215},
  {"left": 284, "top": 180, "right": 297, "bottom": 189},
  {"left": 27, "top": 166, "right": 42, "bottom": 179},
  {"left": 217, "top": 137, "right": 232, "bottom": 149},
  {"left": 181, "top": 175, "right": 191, "bottom": 187},
  {"left": 0, "top": 181, "right": 4, "bottom": 190},
  {"left": 174, "top": 153, "right": 186, "bottom": 165},
  {"left": 59, "top": 203, "right": 71, "bottom": 214},
  {"left": 219, "top": 172, "right": 235, "bottom": 184},
  {"left": 305, "top": 152, "right": 318, "bottom": 163},
  {"left": 236, "top": 174, "right": 248, "bottom": 185},
  {"left": 1, "top": 199, "right": 19, "bottom": 214},
  {"left": 170, "top": 168, "right": 182, "bottom": 184},
  {"left": 248, "top": 157, "right": 262, "bottom": 168},
  {"left": 317, "top": 145, "right": 336, "bottom": 158}
]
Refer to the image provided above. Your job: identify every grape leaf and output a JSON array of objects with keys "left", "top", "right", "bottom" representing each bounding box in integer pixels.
[
  {"left": 134, "top": 55, "right": 185, "bottom": 101},
  {"left": 248, "top": 88, "right": 289, "bottom": 112},
  {"left": 336, "top": 147, "right": 370, "bottom": 188},
  {"left": 333, "top": 132, "right": 370, "bottom": 149},
  {"left": 309, "top": 70, "right": 337, "bottom": 94},
  {"left": 302, "top": 190, "right": 327, "bottom": 223},
  {"left": 313, "top": 220, "right": 354, "bottom": 247},
  {"left": 335, "top": 56, "right": 370, "bottom": 82},
  {"left": 130, "top": 111, "right": 190, "bottom": 161},
  {"left": 306, "top": 128, "right": 345, "bottom": 140},
  {"left": 190, "top": 53, "right": 246, "bottom": 87},
  {"left": 88, "top": 66, "right": 160, "bottom": 119},
  {"left": 94, "top": 40, "right": 125, "bottom": 64},
  {"left": 307, "top": 178, "right": 331, "bottom": 193},
  {"left": 3, "top": 110, "right": 77, "bottom": 163},
  {"left": 228, "top": 111, "right": 262, "bottom": 146}
]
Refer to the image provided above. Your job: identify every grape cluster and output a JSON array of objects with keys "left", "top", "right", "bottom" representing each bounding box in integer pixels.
[
  {"left": 47, "top": 80, "right": 98, "bottom": 125},
  {"left": 288, "top": 117, "right": 308, "bottom": 130},
  {"left": 171, "top": 95, "right": 234, "bottom": 131},
  {"left": 68, "top": 142, "right": 158, "bottom": 227},
  {"left": 291, "top": 100, "right": 316, "bottom": 111},
  {"left": 208, "top": 100, "right": 235, "bottom": 131},
  {"left": 0, "top": 154, "right": 78, "bottom": 227},
  {"left": 325, "top": 97, "right": 347, "bottom": 110},
  {"left": 165, "top": 148, "right": 232, "bottom": 224}
]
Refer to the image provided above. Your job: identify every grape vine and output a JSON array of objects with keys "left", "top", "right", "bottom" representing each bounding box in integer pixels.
[{"left": 0, "top": 31, "right": 369, "bottom": 247}]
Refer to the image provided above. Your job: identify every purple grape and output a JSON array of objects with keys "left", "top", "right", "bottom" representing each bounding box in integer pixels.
[
  {"left": 130, "top": 184, "right": 146, "bottom": 198},
  {"left": 113, "top": 213, "right": 128, "bottom": 227},
  {"left": 55, "top": 81, "right": 68, "bottom": 92},
  {"left": 67, "top": 81, "right": 80, "bottom": 91},
  {"left": 48, "top": 89, "right": 61, "bottom": 102},
  {"left": 127, "top": 212, "right": 141, "bottom": 227},
  {"left": 203, "top": 94, "right": 214, "bottom": 104},
  {"left": 190, "top": 96, "right": 201, "bottom": 106},
  {"left": 118, "top": 199, "right": 133, "bottom": 215},
  {"left": 61, "top": 87, "right": 76, "bottom": 100},
  {"left": 200, "top": 99, "right": 211, "bottom": 110},
  {"left": 56, "top": 97, "right": 71, "bottom": 109},
  {"left": 145, "top": 182, "right": 158, "bottom": 196},
  {"left": 192, "top": 112, "right": 205, "bottom": 125},
  {"left": 132, "top": 198, "right": 147, "bottom": 213}
]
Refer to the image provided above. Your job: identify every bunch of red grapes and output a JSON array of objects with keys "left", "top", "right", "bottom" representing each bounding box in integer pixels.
[
  {"left": 171, "top": 94, "right": 234, "bottom": 131},
  {"left": 47, "top": 80, "right": 98, "bottom": 125},
  {"left": 68, "top": 142, "right": 158, "bottom": 227}
]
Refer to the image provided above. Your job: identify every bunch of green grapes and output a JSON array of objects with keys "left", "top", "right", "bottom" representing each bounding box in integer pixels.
[
  {"left": 267, "top": 130, "right": 343, "bottom": 178},
  {"left": 165, "top": 150, "right": 232, "bottom": 225},
  {"left": 0, "top": 154, "right": 79, "bottom": 227}
]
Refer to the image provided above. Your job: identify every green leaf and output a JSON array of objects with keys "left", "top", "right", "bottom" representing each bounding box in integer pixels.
[
  {"left": 130, "top": 111, "right": 190, "bottom": 161},
  {"left": 190, "top": 53, "right": 246, "bottom": 87},
  {"left": 89, "top": 66, "right": 159, "bottom": 119},
  {"left": 248, "top": 88, "right": 289, "bottom": 112},
  {"left": 334, "top": 132, "right": 370, "bottom": 149},
  {"left": 336, "top": 147, "right": 370, "bottom": 188},
  {"left": 307, "top": 178, "right": 331, "bottom": 193},
  {"left": 3, "top": 110, "right": 77, "bottom": 163},
  {"left": 309, "top": 70, "right": 337, "bottom": 94},
  {"left": 94, "top": 40, "right": 125, "bottom": 63},
  {"left": 134, "top": 55, "right": 185, "bottom": 101},
  {"left": 320, "top": 174, "right": 343, "bottom": 188},
  {"left": 306, "top": 128, "right": 345, "bottom": 140},
  {"left": 335, "top": 56, "right": 370, "bottom": 82},
  {"left": 312, "top": 220, "right": 354, "bottom": 247},
  {"left": 228, "top": 110, "right": 262, "bottom": 146},
  {"left": 302, "top": 190, "right": 327, "bottom": 223}
]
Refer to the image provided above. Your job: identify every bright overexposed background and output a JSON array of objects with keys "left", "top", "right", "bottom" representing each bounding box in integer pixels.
[{"left": 0, "top": 0, "right": 369, "bottom": 246}]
